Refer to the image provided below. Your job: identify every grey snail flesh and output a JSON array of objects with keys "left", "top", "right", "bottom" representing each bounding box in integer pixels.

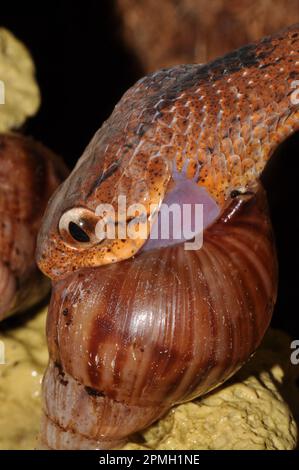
[{"left": 36, "top": 24, "right": 299, "bottom": 449}]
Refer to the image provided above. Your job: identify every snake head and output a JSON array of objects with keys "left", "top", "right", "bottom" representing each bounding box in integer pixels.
[{"left": 36, "top": 124, "right": 173, "bottom": 280}]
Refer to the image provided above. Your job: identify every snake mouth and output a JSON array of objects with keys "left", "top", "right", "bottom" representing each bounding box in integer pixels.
[
  {"left": 36, "top": 179, "right": 262, "bottom": 282},
  {"left": 36, "top": 196, "right": 220, "bottom": 281},
  {"left": 46, "top": 189, "right": 257, "bottom": 288}
]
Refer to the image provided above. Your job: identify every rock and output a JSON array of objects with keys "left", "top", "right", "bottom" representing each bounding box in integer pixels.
[
  {"left": 0, "top": 308, "right": 47, "bottom": 450},
  {"left": 0, "top": 28, "right": 40, "bottom": 132}
]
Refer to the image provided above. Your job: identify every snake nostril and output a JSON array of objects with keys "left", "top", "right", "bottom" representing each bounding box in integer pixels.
[{"left": 68, "top": 222, "right": 90, "bottom": 243}]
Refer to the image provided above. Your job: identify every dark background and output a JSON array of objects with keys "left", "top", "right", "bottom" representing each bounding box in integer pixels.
[
  {"left": 0, "top": 0, "right": 298, "bottom": 339},
  {"left": 0, "top": 0, "right": 141, "bottom": 165}
]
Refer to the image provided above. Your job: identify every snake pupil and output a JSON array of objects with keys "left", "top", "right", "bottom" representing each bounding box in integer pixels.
[{"left": 68, "top": 221, "right": 90, "bottom": 243}]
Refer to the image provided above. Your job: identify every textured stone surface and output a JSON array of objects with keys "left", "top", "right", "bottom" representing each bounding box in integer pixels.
[
  {"left": 0, "top": 308, "right": 47, "bottom": 450},
  {"left": 0, "top": 28, "right": 40, "bottom": 132}
]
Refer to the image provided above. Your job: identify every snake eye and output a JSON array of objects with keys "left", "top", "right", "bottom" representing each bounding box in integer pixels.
[
  {"left": 68, "top": 221, "right": 90, "bottom": 243},
  {"left": 59, "top": 207, "right": 99, "bottom": 247}
]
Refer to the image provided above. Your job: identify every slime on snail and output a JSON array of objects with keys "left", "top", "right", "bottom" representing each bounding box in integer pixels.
[{"left": 36, "top": 24, "right": 299, "bottom": 449}]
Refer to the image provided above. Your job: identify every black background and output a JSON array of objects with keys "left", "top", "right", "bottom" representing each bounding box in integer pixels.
[
  {"left": 0, "top": 0, "right": 141, "bottom": 165},
  {"left": 0, "top": 1, "right": 298, "bottom": 340}
]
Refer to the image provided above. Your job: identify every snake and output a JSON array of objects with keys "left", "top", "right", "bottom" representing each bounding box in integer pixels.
[{"left": 36, "top": 24, "right": 299, "bottom": 449}]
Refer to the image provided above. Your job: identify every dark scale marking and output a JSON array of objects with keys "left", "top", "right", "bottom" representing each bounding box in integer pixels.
[
  {"left": 136, "top": 123, "right": 148, "bottom": 137},
  {"left": 86, "top": 160, "right": 121, "bottom": 198}
]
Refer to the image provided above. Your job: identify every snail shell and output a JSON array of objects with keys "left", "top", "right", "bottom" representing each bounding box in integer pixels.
[
  {"left": 40, "top": 187, "right": 277, "bottom": 449},
  {"left": 37, "top": 24, "right": 299, "bottom": 449},
  {"left": 0, "top": 133, "right": 67, "bottom": 320}
]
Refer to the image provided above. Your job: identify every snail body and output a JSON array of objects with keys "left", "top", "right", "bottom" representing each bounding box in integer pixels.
[
  {"left": 37, "top": 25, "right": 299, "bottom": 449},
  {"left": 0, "top": 133, "right": 67, "bottom": 320}
]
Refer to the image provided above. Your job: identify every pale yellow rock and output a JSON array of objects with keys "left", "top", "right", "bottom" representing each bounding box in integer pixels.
[
  {"left": 0, "top": 28, "right": 40, "bottom": 132},
  {"left": 0, "top": 306, "right": 298, "bottom": 450},
  {"left": 0, "top": 308, "right": 47, "bottom": 450}
]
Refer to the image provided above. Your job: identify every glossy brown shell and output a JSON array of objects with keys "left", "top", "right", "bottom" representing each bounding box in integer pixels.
[{"left": 0, "top": 133, "right": 67, "bottom": 320}]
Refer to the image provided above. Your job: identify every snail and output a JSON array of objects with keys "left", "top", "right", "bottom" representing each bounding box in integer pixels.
[
  {"left": 36, "top": 24, "right": 299, "bottom": 449},
  {"left": 0, "top": 133, "right": 67, "bottom": 321}
]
